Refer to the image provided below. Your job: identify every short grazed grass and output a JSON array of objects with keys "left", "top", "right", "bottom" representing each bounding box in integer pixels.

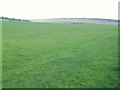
[{"left": 2, "top": 21, "right": 118, "bottom": 88}]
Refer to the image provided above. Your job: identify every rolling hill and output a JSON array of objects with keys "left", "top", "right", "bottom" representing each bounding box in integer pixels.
[{"left": 30, "top": 18, "right": 118, "bottom": 25}]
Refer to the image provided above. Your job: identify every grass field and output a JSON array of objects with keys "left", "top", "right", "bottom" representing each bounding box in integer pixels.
[{"left": 2, "top": 21, "right": 118, "bottom": 88}]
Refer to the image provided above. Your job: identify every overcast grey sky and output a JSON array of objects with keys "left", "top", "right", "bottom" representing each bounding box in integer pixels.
[{"left": 0, "top": 0, "right": 119, "bottom": 19}]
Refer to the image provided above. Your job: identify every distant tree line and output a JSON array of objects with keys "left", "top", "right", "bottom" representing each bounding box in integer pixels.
[
  {"left": 72, "top": 22, "right": 89, "bottom": 24},
  {"left": 0, "top": 16, "right": 30, "bottom": 22}
]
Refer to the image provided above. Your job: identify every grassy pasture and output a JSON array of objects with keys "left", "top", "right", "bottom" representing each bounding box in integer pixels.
[{"left": 2, "top": 21, "right": 118, "bottom": 88}]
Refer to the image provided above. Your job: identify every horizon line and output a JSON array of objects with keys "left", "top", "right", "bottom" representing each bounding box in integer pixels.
[{"left": 0, "top": 16, "right": 119, "bottom": 20}]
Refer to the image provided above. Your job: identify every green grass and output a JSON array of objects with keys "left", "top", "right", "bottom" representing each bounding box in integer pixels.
[
  {"left": 0, "top": 21, "right": 2, "bottom": 89},
  {"left": 2, "top": 21, "right": 118, "bottom": 88}
]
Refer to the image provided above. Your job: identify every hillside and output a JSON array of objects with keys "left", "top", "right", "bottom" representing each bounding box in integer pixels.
[{"left": 30, "top": 18, "right": 118, "bottom": 25}]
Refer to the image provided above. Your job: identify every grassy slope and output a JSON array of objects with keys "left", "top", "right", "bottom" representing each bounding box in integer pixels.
[
  {"left": 2, "top": 21, "right": 118, "bottom": 88},
  {"left": 0, "top": 21, "right": 2, "bottom": 89}
]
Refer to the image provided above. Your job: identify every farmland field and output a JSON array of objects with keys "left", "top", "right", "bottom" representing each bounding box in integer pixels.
[{"left": 2, "top": 21, "right": 118, "bottom": 88}]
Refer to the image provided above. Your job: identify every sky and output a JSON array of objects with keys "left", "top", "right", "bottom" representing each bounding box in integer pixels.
[{"left": 0, "top": 0, "right": 119, "bottom": 20}]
